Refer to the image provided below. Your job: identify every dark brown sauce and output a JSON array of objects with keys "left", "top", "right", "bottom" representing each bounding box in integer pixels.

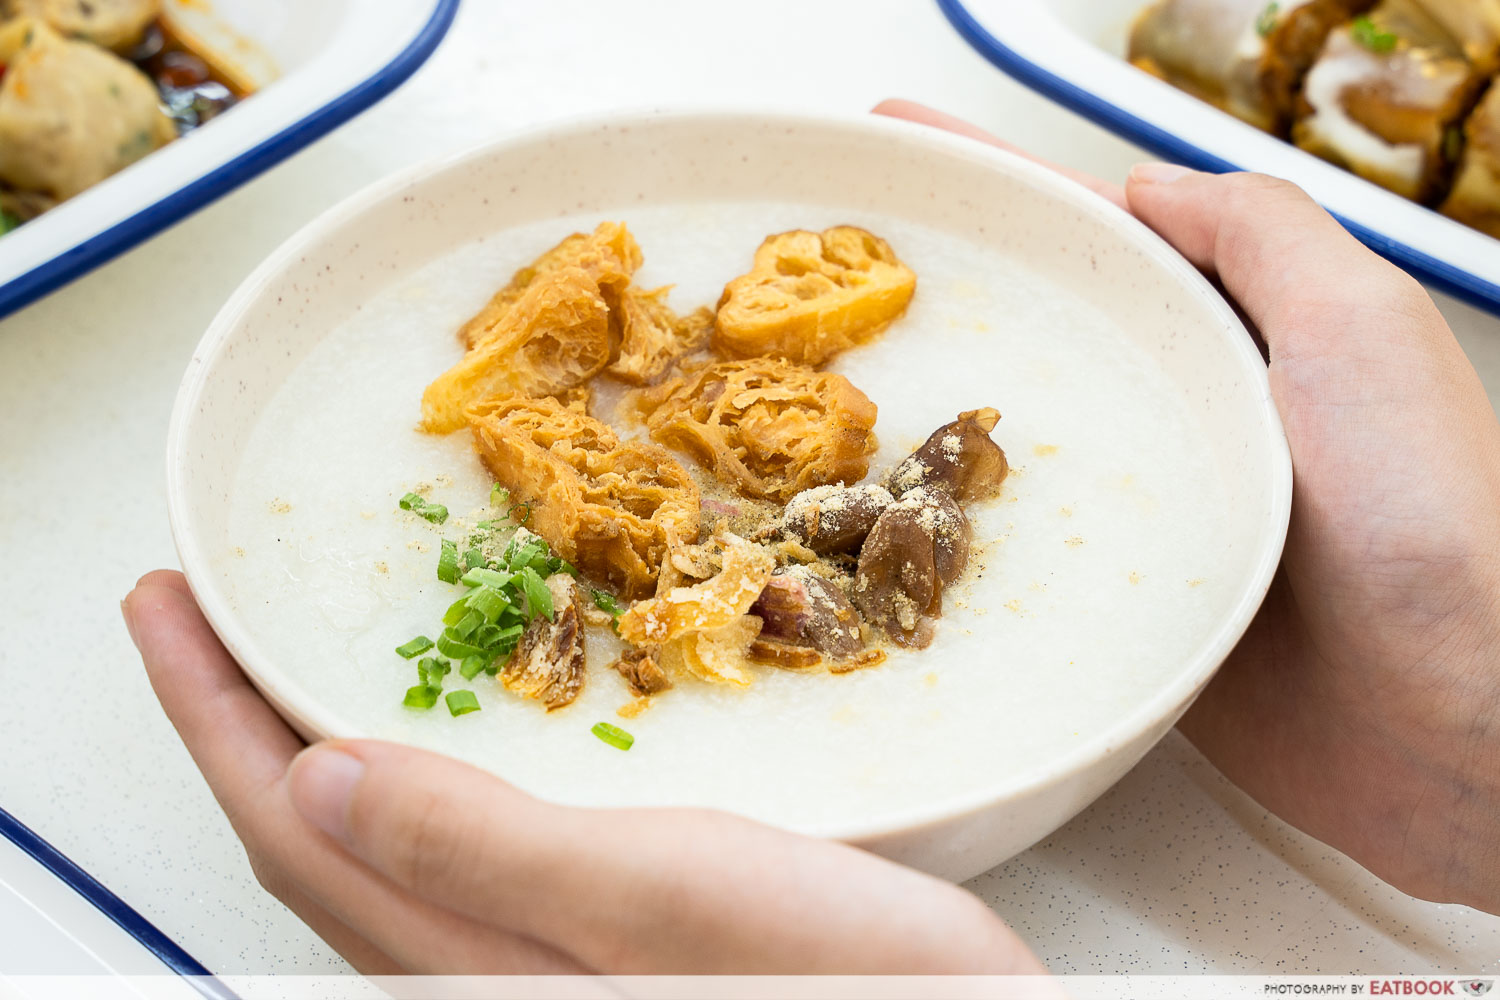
[{"left": 126, "top": 17, "right": 249, "bottom": 135}]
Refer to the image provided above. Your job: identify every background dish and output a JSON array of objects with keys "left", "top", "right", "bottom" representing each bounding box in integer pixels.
[
  {"left": 0, "top": 0, "right": 457, "bottom": 321},
  {"left": 938, "top": 0, "right": 1500, "bottom": 319},
  {"left": 167, "top": 110, "right": 1292, "bottom": 883}
]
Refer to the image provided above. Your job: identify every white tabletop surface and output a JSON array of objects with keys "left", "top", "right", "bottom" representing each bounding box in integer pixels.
[{"left": 3, "top": 0, "right": 1499, "bottom": 977}]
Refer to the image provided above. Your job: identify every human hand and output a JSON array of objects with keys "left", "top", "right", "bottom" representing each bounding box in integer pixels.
[
  {"left": 877, "top": 101, "right": 1500, "bottom": 912},
  {"left": 122, "top": 570, "right": 1043, "bottom": 974}
]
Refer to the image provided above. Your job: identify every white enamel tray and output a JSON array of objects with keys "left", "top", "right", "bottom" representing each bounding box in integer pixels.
[
  {"left": 0, "top": 0, "right": 458, "bottom": 320},
  {"left": 939, "top": 0, "right": 1500, "bottom": 318}
]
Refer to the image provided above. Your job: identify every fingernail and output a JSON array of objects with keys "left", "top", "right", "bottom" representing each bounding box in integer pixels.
[
  {"left": 121, "top": 598, "right": 140, "bottom": 650},
  {"left": 289, "top": 744, "right": 365, "bottom": 842},
  {"left": 1129, "top": 162, "right": 1195, "bottom": 185}
]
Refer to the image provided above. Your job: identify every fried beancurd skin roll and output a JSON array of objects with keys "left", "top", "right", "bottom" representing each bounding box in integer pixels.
[
  {"left": 1441, "top": 85, "right": 1500, "bottom": 237},
  {"left": 1128, "top": 0, "right": 1375, "bottom": 135},
  {"left": 1292, "top": 0, "right": 1486, "bottom": 203}
]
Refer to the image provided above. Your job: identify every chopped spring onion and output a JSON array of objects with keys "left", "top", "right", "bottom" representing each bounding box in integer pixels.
[
  {"left": 490, "top": 483, "right": 510, "bottom": 507},
  {"left": 437, "top": 630, "right": 488, "bottom": 660},
  {"left": 463, "top": 546, "right": 485, "bottom": 570},
  {"left": 508, "top": 502, "right": 532, "bottom": 524},
  {"left": 518, "top": 566, "right": 554, "bottom": 621},
  {"left": 400, "top": 492, "right": 449, "bottom": 525},
  {"left": 459, "top": 654, "right": 489, "bottom": 680},
  {"left": 395, "top": 635, "right": 434, "bottom": 659},
  {"left": 1254, "top": 2, "right": 1278, "bottom": 37},
  {"left": 465, "top": 585, "right": 510, "bottom": 622},
  {"left": 1351, "top": 15, "right": 1396, "bottom": 52},
  {"left": 446, "top": 690, "right": 481, "bottom": 716},
  {"left": 591, "top": 589, "right": 624, "bottom": 619},
  {"left": 450, "top": 609, "right": 485, "bottom": 641},
  {"left": 403, "top": 685, "right": 440, "bottom": 710},
  {"left": 461, "top": 567, "right": 513, "bottom": 589},
  {"left": 591, "top": 722, "right": 634, "bottom": 751},
  {"left": 0, "top": 210, "right": 20, "bottom": 235},
  {"left": 437, "top": 539, "right": 460, "bottom": 584},
  {"left": 442, "top": 594, "right": 474, "bottom": 626},
  {"left": 417, "top": 657, "right": 450, "bottom": 687}
]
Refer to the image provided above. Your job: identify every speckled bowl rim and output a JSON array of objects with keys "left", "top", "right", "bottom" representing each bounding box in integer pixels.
[{"left": 167, "top": 108, "right": 1293, "bottom": 843}]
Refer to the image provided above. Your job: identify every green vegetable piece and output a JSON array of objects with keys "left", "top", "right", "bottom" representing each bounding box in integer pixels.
[
  {"left": 519, "top": 566, "right": 554, "bottom": 621},
  {"left": 459, "top": 654, "right": 489, "bottom": 680},
  {"left": 461, "top": 567, "right": 513, "bottom": 590},
  {"left": 395, "top": 635, "right": 434, "bottom": 659},
  {"left": 591, "top": 589, "right": 624, "bottom": 619},
  {"left": 417, "top": 657, "right": 450, "bottom": 688},
  {"left": 591, "top": 722, "right": 634, "bottom": 751},
  {"left": 437, "top": 630, "right": 487, "bottom": 660},
  {"left": 1351, "top": 15, "right": 1396, "bottom": 53},
  {"left": 1255, "top": 2, "right": 1278, "bottom": 37},
  {"left": 442, "top": 594, "right": 474, "bottom": 627},
  {"left": 465, "top": 585, "right": 509, "bottom": 623},
  {"left": 446, "top": 690, "right": 482, "bottom": 716},
  {"left": 437, "top": 539, "right": 460, "bottom": 584},
  {"left": 403, "top": 685, "right": 440, "bottom": 710},
  {"left": 463, "top": 546, "right": 485, "bottom": 571},
  {"left": 490, "top": 483, "right": 510, "bottom": 507},
  {"left": 451, "top": 609, "right": 485, "bottom": 640},
  {"left": 0, "top": 210, "right": 20, "bottom": 235}
]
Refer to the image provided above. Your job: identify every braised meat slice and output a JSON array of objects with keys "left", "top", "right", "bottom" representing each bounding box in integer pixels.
[
  {"left": 503, "top": 574, "right": 586, "bottom": 710},
  {"left": 778, "top": 483, "right": 893, "bottom": 555},
  {"left": 886, "top": 408, "right": 1008, "bottom": 503},
  {"left": 750, "top": 565, "right": 864, "bottom": 659},
  {"left": 852, "top": 487, "right": 971, "bottom": 647}
]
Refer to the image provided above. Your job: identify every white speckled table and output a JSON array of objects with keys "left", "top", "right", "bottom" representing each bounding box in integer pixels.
[{"left": 2, "top": 0, "right": 1498, "bottom": 977}]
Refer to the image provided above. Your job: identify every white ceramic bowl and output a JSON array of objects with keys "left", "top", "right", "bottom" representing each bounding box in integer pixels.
[{"left": 167, "top": 110, "right": 1291, "bottom": 882}]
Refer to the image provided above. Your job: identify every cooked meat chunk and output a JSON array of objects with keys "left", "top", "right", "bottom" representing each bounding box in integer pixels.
[
  {"left": 7, "top": 0, "right": 159, "bottom": 51},
  {"left": 637, "top": 357, "right": 879, "bottom": 503},
  {"left": 778, "top": 483, "right": 893, "bottom": 555},
  {"left": 1442, "top": 84, "right": 1500, "bottom": 237},
  {"left": 503, "top": 574, "right": 586, "bottom": 710},
  {"left": 1293, "top": 0, "right": 1486, "bottom": 203},
  {"left": 886, "top": 408, "right": 1008, "bottom": 502},
  {"left": 852, "top": 487, "right": 971, "bottom": 647},
  {"left": 467, "top": 397, "right": 700, "bottom": 599},
  {"left": 423, "top": 266, "right": 614, "bottom": 433},
  {"left": 611, "top": 647, "right": 672, "bottom": 697},
  {"left": 607, "top": 287, "right": 714, "bottom": 385},
  {"left": 751, "top": 566, "right": 864, "bottom": 659},
  {"left": 713, "top": 226, "right": 916, "bottom": 366},
  {"left": 459, "top": 221, "right": 641, "bottom": 351},
  {"left": 0, "top": 19, "right": 174, "bottom": 200},
  {"left": 1128, "top": 0, "right": 1372, "bottom": 135}
]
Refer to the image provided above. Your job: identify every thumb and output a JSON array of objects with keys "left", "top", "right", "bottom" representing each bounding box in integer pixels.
[{"left": 1125, "top": 165, "right": 1438, "bottom": 363}]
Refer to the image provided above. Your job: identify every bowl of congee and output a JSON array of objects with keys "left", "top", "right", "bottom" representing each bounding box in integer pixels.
[{"left": 167, "top": 110, "right": 1292, "bottom": 881}]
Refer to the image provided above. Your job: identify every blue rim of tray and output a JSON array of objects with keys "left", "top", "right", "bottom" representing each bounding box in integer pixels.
[
  {"left": 936, "top": 0, "right": 1500, "bottom": 318},
  {"left": 0, "top": 0, "right": 462, "bottom": 321},
  {"left": 0, "top": 805, "right": 236, "bottom": 995}
]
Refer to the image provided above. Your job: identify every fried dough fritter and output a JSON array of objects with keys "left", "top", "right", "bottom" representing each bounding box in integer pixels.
[
  {"left": 422, "top": 266, "right": 613, "bottom": 433},
  {"left": 458, "top": 221, "right": 642, "bottom": 351},
  {"left": 713, "top": 226, "right": 916, "bottom": 366},
  {"left": 606, "top": 286, "right": 715, "bottom": 385},
  {"left": 467, "top": 396, "right": 700, "bottom": 599},
  {"left": 637, "top": 358, "right": 879, "bottom": 503}
]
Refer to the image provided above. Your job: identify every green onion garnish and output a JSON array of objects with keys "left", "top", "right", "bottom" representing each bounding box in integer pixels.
[
  {"left": 519, "top": 566, "right": 554, "bottom": 621},
  {"left": 591, "top": 589, "right": 624, "bottom": 619},
  {"left": 417, "top": 657, "right": 450, "bottom": 687},
  {"left": 508, "top": 502, "right": 532, "bottom": 525},
  {"left": 490, "top": 483, "right": 510, "bottom": 507},
  {"left": 450, "top": 609, "right": 484, "bottom": 640},
  {"left": 437, "top": 539, "right": 460, "bottom": 583},
  {"left": 1255, "top": 2, "right": 1278, "bottom": 37},
  {"left": 446, "top": 690, "right": 481, "bottom": 716},
  {"left": 463, "top": 546, "right": 485, "bottom": 570},
  {"left": 465, "top": 585, "right": 509, "bottom": 622},
  {"left": 395, "top": 635, "right": 434, "bottom": 659},
  {"left": 403, "top": 685, "right": 440, "bottom": 710},
  {"left": 400, "top": 492, "right": 450, "bottom": 525},
  {"left": 461, "top": 567, "right": 513, "bottom": 589},
  {"left": 0, "top": 210, "right": 20, "bottom": 235},
  {"left": 459, "top": 654, "right": 489, "bottom": 680},
  {"left": 442, "top": 594, "right": 474, "bottom": 626},
  {"left": 437, "top": 630, "right": 487, "bottom": 660},
  {"left": 591, "top": 722, "right": 634, "bottom": 751},
  {"left": 1351, "top": 16, "right": 1396, "bottom": 53}
]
